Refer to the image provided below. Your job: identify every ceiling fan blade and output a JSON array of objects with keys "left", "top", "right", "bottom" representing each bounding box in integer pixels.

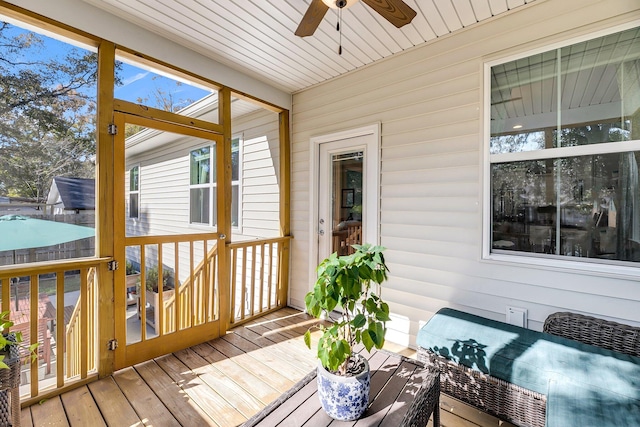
[
  {"left": 295, "top": 0, "right": 330, "bottom": 37},
  {"left": 361, "top": 0, "right": 417, "bottom": 28}
]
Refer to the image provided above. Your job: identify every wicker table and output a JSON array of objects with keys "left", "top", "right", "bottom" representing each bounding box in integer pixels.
[{"left": 243, "top": 349, "right": 440, "bottom": 427}]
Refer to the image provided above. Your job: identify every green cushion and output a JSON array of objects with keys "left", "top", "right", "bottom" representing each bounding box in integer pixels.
[
  {"left": 417, "top": 308, "right": 640, "bottom": 426},
  {"left": 547, "top": 378, "right": 640, "bottom": 427}
]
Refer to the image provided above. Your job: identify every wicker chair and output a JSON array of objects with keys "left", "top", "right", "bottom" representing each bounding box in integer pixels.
[{"left": 543, "top": 311, "right": 640, "bottom": 357}]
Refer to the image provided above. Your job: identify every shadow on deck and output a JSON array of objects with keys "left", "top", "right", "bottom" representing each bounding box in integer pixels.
[{"left": 20, "top": 307, "right": 513, "bottom": 427}]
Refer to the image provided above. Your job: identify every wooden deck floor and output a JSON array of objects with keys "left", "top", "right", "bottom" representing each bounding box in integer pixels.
[{"left": 20, "top": 308, "right": 515, "bottom": 427}]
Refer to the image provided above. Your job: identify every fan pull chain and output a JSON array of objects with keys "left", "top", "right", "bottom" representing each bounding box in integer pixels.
[{"left": 338, "top": 7, "right": 343, "bottom": 55}]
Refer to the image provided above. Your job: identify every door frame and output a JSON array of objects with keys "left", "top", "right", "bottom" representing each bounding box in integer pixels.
[
  {"left": 112, "top": 110, "right": 224, "bottom": 369},
  {"left": 308, "top": 123, "right": 381, "bottom": 292}
]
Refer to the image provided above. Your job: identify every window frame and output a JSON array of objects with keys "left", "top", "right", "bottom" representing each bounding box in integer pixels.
[
  {"left": 231, "top": 134, "right": 243, "bottom": 233},
  {"left": 189, "top": 145, "right": 214, "bottom": 226},
  {"left": 482, "top": 21, "right": 640, "bottom": 278},
  {"left": 128, "top": 164, "right": 140, "bottom": 219},
  {"left": 188, "top": 137, "right": 242, "bottom": 230}
]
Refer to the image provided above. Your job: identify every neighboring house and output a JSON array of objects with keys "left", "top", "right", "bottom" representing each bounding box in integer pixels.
[
  {"left": 46, "top": 177, "right": 95, "bottom": 215},
  {"left": 124, "top": 94, "right": 281, "bottom": 282}
]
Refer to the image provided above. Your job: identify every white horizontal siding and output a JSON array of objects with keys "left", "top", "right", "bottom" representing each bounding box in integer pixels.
[
  {"left": 235, "top": 109, "right": 281, "bottom": 238},
  {"left": 125, "top": 107, "right": 281, "bottom": 241},
  {"left": 290, "top": 0, "right": 640, "bottom": 347}
]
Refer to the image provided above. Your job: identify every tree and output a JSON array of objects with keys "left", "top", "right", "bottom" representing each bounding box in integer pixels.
[
  {"left": 124, "top": 77, "right": 197, "bottom": 138},
  {"left": 0, "top": 22, "right": 100, "bottom": 200}
]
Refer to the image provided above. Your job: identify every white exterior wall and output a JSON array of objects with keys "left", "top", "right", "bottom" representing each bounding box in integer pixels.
[
  {"left": 124, "top": 109, "right": 280, "bottom": 280},
  {"left": 234, "top": 111, "right": 281, "bottom": 238},
  {"left": 125, "top": 109, "right": 280, "bottom": 238},
  {"left": 290, "top": 0, "right": 640, "bottom": 348}
]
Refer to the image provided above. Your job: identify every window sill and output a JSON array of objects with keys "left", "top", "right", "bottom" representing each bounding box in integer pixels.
[{"left": 484, "top": 251, "right": 640, "bottom": 280}]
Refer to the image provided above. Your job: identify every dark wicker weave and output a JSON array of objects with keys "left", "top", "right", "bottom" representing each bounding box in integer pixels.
[
  {"left": 0, "top": 342, "right": 22, "bottom": 427},
  {"left": 543, "top": 311, "right": 640, "bottom": 357},
  {"left": 399, "top": 366, "right": 440, "bottom": 427},
  {"left": 417, "top": 348, "right": 546, "bottom": 427}
]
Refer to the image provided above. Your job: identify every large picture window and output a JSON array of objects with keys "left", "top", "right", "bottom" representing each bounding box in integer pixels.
[
  {"left": 189, "top": 137, "right": 241, "bottom": 227},
  {"left": 489, "top": 26, "right": 640, "bottom": 265}
]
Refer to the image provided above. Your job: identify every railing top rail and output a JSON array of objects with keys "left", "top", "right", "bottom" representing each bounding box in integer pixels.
[
  {"left": 0, "top": 256, "right": 111, "bottom": 277},
  {"left": 125, "top": 233, "right": 219, "bottom": 246},
  {"left": 228, "top": 236, "right": 291, "bottom": 249}
]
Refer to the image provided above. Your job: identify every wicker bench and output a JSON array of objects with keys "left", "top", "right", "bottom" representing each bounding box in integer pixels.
[{"left": 417, "top": 308, "right": 640, "bottom": 427}]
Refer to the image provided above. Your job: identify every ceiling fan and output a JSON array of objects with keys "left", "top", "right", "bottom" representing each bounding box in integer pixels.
[{"left": 295, "top": 0, "right": 417, "bottom": 37}]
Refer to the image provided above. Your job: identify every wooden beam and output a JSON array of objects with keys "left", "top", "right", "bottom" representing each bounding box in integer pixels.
[
  {"left": 113, "top": 99, "right": 224, "bottom": 135},
  {"left": 0, "top": 3, "right": 100, "bottom": 48},
  {"left": 96, "top": 40, "right": 116, "bottom": 378},
  {"left": 217, "top": 87, "right": 232, "bottom": 333},
  {"left": 278, "top": 110, "right": 291, "bottom": 308}
]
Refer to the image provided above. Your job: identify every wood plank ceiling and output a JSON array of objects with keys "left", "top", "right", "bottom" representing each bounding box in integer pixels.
[{"left": 82, "top": 0, "right": 537, "bottom": 93}]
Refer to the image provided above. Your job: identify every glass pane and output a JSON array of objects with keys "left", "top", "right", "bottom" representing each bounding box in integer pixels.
[
  {"left": 129, "top": 193, "right": 139, "bottom": 218},
  {"left": 114, "top": 55, "right": 215, "bottom": 120},
  {"left": 232, "top": 138, "right": 240, "bottom": 181},
  {"left": 490, "top": 26, "right": 640, "bottom": 153},
  {"left": 331, "top": 151, "right": 363, "bottom": 256},
  {"left": 130, "top": 166, "right": 139, "bottom": 191},
  {"left": 0, "top": 19, "right": 97, "bottom": 266},
  {"left": 492, "top": 151, "right": 640, "bottom": 262},
  {"left": 232, "top": 185, "right": 239, "bottom": 227},
  {"left": 190, "top": 188, "right": 210, "bottom": 224},
  {"left": 212, "top": 186, "right": 218, "bottom": 226},
  {"left": 190, "top": 147, "right": 211, "bottom": 185}
]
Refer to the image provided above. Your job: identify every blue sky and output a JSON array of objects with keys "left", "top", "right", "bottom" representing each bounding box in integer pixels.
[
  {"left": 114, "top": 62, "right": 212, "bottom": 110},
  {"left": 4, "top": 19, "right": 210, "bottom": 110}
]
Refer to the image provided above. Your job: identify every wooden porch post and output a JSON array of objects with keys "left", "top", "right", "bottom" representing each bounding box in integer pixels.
[
  {"left": 96, "top": 40, "right": 116, "bottom": 377},
  {"left": 217, "top": 87, "right": 232, "bottom": 333},
  {"left": 278, "top": 110, "right": 291, "bottom": 307}
]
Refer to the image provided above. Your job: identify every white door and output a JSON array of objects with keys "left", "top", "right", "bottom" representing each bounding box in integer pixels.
[{"left": 315, "top": 127, "right": 379, "bottom": 264}]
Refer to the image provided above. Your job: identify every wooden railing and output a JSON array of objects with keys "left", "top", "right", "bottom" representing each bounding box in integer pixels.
[
  {"left": 65, "top": 267, "right": 96, "bottom": 379},
  {"left": 229, "top": 236, "right": 290, "bottom": 325},
  {"left": 0, "top": 258, "right": 106, "bottom": 400},
  {"left": 125, "top": 234, "right": 218, "bottom": 341},
  {"left": 160, "top": 242, "right": 218, "bottom": 334},
  {"left": 0, "top": 234, "right": 291, "bottom": 402}
]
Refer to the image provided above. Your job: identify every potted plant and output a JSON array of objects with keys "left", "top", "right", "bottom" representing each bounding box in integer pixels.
[
  {"left": 304, "top": 243, "right": 390, "bottom": 421},
  {"left": 139, "top": 267, "right": 175, "bottom": 332},
  {"left": 0, "top": 310, "right": 39, "bottom": 425},
  {"left": 125, "top": 260, "right": 140, "bottom": 305}
]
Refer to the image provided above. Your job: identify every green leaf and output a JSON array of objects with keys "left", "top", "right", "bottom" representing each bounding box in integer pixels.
[
  {"left": 351, "top": 313, "right": 366, "bottom": 328},
  {"left": 303, "top": 330, "right": 311, "bottom": 349},
  {"left": 361, "top": 330, "right": 375, "bottom": 351}
]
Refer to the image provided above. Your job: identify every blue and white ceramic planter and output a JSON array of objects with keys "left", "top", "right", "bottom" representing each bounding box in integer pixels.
[{"left": 317, "top": 354, "right": 370, "bottom": 421}]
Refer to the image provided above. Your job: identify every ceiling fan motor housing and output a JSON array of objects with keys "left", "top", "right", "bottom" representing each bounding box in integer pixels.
[{"left": 322, "top": 0, "right": 358, "bottom": 10}]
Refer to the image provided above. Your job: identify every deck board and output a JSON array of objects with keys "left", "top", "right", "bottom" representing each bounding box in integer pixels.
[
  {"left": 134, "top": 359, "right": 215, "bottom": 426},
  {"left": 173, "top": 347, "right": 264, "bottom": 418},
  {"left": 112, "top": 366, "right": 180, "bottom": 426},
  {"left": 155, "top": 354, "right": 247, "bottom": 426},
  {"left": 21, "top": 308, "right": 516, "bottom": 427},
  {"left": 30, "top": 396, "right": 70, "bottom": 427},
  {"left": 88, "top": 377, "right": 142, "bottom": 426},
  {"left": 60, "top": 386, "right": 106, "bottom": 427}
]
